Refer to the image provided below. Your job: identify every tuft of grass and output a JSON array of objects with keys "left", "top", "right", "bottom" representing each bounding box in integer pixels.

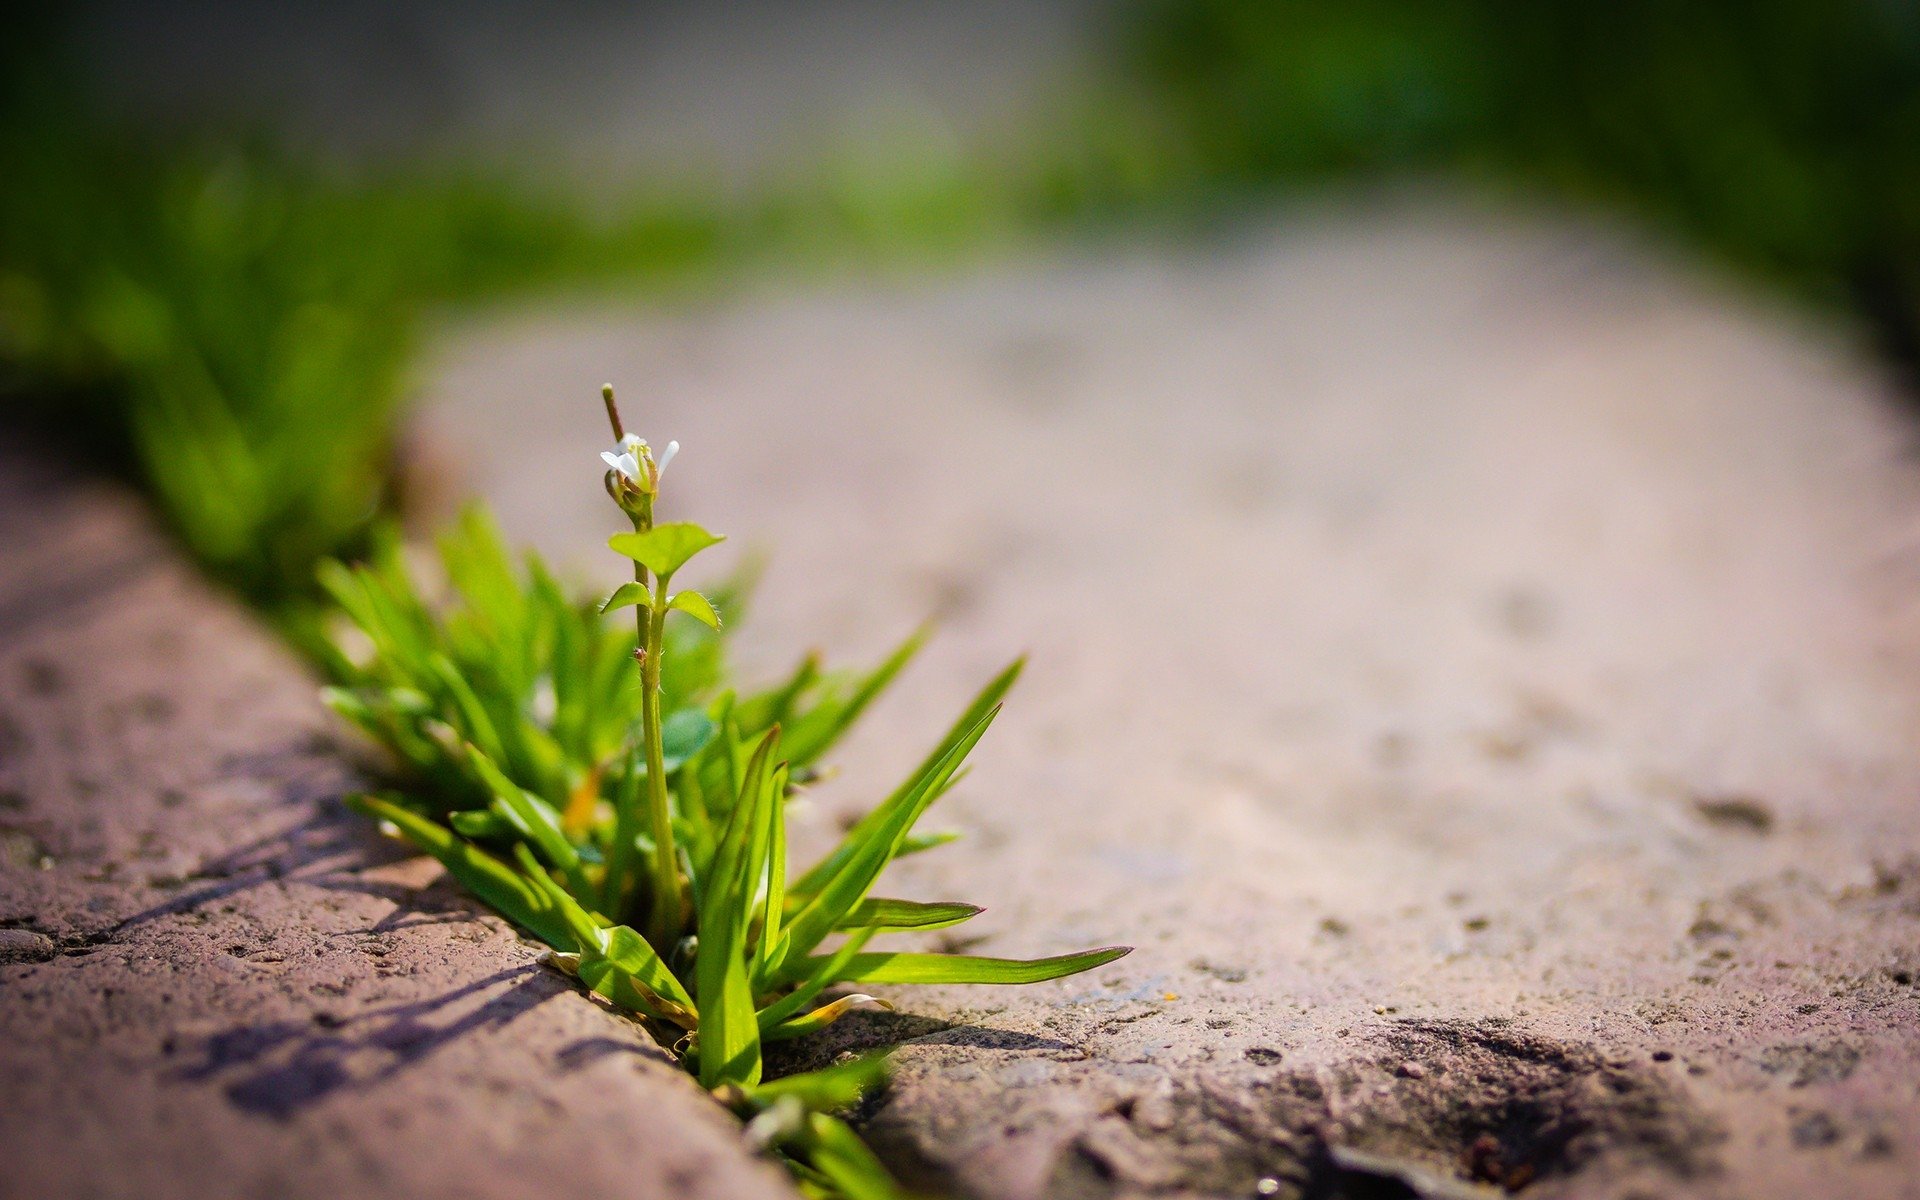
[{"left": 320, "top": 388, "right": 1129, "bottom": 1196}]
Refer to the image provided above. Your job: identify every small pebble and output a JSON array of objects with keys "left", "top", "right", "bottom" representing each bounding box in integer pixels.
[
  {"left": 1255, "top": 1178, "right": 1281, "bottom": 1196},
  {"left": 0, "top": 928, "right": 56, "bottom": 964},
  {"left": 1397, "top": 1061, "right": 1427, "bottom": 1079}
]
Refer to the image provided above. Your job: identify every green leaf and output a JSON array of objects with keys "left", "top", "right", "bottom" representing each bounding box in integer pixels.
[
  {"left": 577, "top": 925, "right": 697, "bottom": 1026},
  {"left": 608, "top": 522, "right": 725, "bottom": 577},
  {"left": 448, "top": 808, "right": 511, "bottom": 838},
  {"left": 897, "top": 830, "right": 961, "bottom": 859},
  {"left": 348, "top": 794, "right": 571, "bottom": 949},
  {"left": 782, "top": 627, "right": 928, "bottom": 767},
  {"left": 667, "top": 590, "right": 721, "bottom": 629},
  {"left": 510, "top": 845, "right": 697, "bottom": 1018},
  {"left": 660, "top": 707, "right": 716, "bottom": 771},
  {"left": 763, "top": 993, "right": 892, "bottom": 1043},
  {"left": 747, "top": 1052, "right": 890, "bottom": 1112},
  {"left": 789, "top": 658, "right": 1021, "bottom": 900},
  {"left": 465, "top": 743, "right": 579, "bottom": 877},
  {"left": 696, "top": 728, "right": 778, "bottom": 1089},
  {"left": 597, "top": 580, "right": 654, "bottom": 614},
  {"left": 837, "top": 898, "right": 983, "bottom": 932},
  {"left": 793, "top": 945, "right": 1132, "bottom": 986},
  {"left": 770, "top": 705, "right": 1002, "bottom": 979},
  {"left": 755, "top": 927, "right": 876, "bottom": 1033},
  {"left": 734, "top": 651, "right": 819, "bottom": 733},
  {"left": 757, "top": 764, "right": 789, "bottom": 975},
  {"left": 803, "top": 1113, "right": 910, "bottom": 1200}
]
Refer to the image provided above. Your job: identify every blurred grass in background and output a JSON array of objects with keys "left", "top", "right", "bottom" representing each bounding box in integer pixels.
[
  {"left": 1125, "top": 0, "right": 1920, "bottom": 362},
  {"left": 3, "top": 2, "right": 1917, "bottom": 611}
]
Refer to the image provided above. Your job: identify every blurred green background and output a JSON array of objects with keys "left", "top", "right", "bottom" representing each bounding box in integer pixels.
[{"left": 4, "top": 1, "right": 1916, "bottom": 612}]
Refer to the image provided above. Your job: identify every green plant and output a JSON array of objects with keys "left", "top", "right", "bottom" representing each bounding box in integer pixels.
[{"left": 319, "top": 387, "right": 1129, "bottom": 1196}]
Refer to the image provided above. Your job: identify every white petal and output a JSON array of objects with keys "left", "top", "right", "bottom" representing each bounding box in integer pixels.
[
  {"left": 616, "top": 452, "right": 640, "bottom": 479},
  {"left": 621, "top": 433, "right": 644, "bottom": 453},
  {"left": 656, "top": 440, "right": 679, "bottom": 472},
  {"left": 600, "top": 450, "right": 623, "bottom": 472}
]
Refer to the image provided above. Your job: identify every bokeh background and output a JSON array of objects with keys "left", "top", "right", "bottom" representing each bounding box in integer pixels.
[{"left": 5, "top": 0, "right": 1918, "bottom": 608}]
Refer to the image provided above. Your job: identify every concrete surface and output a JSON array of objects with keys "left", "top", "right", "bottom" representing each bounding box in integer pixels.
[
  {"left": 0, "top": 443, "right": 795, "bottom": 1200},
  {"left": 417, "top": 205, "right": 1920, "bottom": 1198}
]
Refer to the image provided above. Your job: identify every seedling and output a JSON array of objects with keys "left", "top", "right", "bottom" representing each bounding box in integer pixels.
[{"left": 320, "top": 385, "right": 1130, "bottom": 1196}]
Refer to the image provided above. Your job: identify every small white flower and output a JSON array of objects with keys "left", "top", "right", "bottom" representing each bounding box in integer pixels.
[
  {"left": 600, "top": 433, "right": 645, "bottom": 481},
  {"left": 599, "top": 434, "right": 678, "bottom": 484}
]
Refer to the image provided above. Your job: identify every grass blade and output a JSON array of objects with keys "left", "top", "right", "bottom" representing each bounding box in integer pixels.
[
  {"left": 781, "top": 626, "right": 928, "bottom": 767},
  {"left": 836, "top": 898, "right": 983, "bottom": 932},
  {"left": 790, "top": 945, "right": 1133, "bottom": 986},
  {"left": 696, "top": 728, "right": 778, "bottom": 1088},
  {"left": 803, "top": 1113, "right": 911, "bottom": 1200},
  {"left": 763, "top": 993, "right": 890, "bottom": 1043},
  {"left": 770, "top": 705, "right": 1000, "bottom": 979},
  {"left": 348, "top": 793, "right": 570, "bottom": 949},
  {"left": 510, "top": 844, "right": 697, "bottom": 1015},
  {"left": 747, "top": 1052, "right": 890, "bottom": 1111},
  {"left": 789, "top": 658, "right": 1021, "bottom": 900},
  {"left": 466, "top": 742, "right": 579, "bottom": 877}
]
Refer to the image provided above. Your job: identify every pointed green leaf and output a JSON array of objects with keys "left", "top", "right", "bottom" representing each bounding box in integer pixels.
[
  {"left": 897, "top": 830, "right": 961, "bottom": 859},
  {"left": 597, "top": 580, "right": 655, "bottom": 615},
  {"left": 795, "top": 945, "right": 1132, "bottom": 986},
  {"left": 348, "top": 794, "right": 571, "bottom": 950},
  {"left": 837, "top": 898, "right": 983, "bottom": 932},
  {"left": 803, "top": 1113, "right": 910, "bottom": 1200},
  {"left": 747, "top": 1051, "right": 891, "bottom": 1112},
  {"left": 764, "top": 994, "right": 892, "bottom": 1043},
  {"left": 667, "top": 590, "right": 721, "bottom": 629},
  {"left": 770, "top": 705, "right": 1001, "bottom": 980},
  {"left": 757, "top": 764, "right": 789, "bottom": 974},
  {"left": 790, "top": 659, "right": 1021, "bottom": 899},
  {"left": 756, "top": 927, "right": 876, "bottom": 1033},
  {"left": 734, "top": 652, "right": 820, "bottom": 733},
  {"left": 783, "top": 627, "right": 929, "bottom": 767},
  {"left": 465, "top": 743, "right": 578, "bottom": 876},
  {"left": 510, "top": 845, "right": 696, "bottom": 1016},
  {"left": 696, "top": 728, "right": 778, "bottom": 1089},
  {"left": 608, "top": 522, "right": 725, "bottom": 577}
]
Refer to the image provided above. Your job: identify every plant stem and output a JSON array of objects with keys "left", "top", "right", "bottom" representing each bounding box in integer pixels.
[
  {"left": 598, "top": 383, "right": 679, "bottom": 944},
  {"left": 605, "top": 514, "right": 650, "bottom": 917},
  {"left": 641, "top": 567, "right": 679, "bottom": 947}
]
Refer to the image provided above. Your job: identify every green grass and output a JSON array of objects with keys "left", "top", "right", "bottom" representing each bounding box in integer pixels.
[{"left": 319, "top": 400, "right": 1129, "bottom": 1196}]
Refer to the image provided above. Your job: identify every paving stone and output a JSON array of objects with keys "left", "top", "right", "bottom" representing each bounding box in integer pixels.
[
  {"left": 0, "top": 442, "right": 795, "bottom": 1200},
  {"left": 422, "top": 208, "right": 1920, "bottom": 1198}
]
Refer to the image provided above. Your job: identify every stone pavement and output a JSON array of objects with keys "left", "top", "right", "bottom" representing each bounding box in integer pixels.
[
  {"left": 0, "top": 442, "right": 795, "bottom": 1200},
  {"left": 420, "top": 206, "right": 1920, "bottom": 1198}
]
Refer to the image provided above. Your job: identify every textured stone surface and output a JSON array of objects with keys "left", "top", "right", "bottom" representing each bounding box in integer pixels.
[
  {"left": 0, "top": 443, "right": 794, "bottom": 1200},
  {"left": 422, "top": 207, "right": 1920, "bottom": 1198}
]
